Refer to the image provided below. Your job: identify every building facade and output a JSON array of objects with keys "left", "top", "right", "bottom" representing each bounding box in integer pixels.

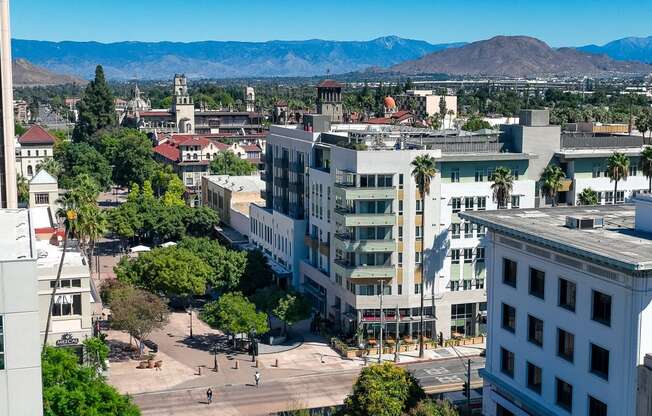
[
  {"left": 16, "top": 125, "right": 56, "bottom": 179},
  {"left": 0, "top": 209, "right": 43, "bottom": 416},
  {"left": 462, "top": 199, "right": 652, "bottom": 416},
  {"left": 0, "top": 0, "right": 16, "bottom": 208},
  {"left": 395, "top": 90, "right": 458, "bottom": 126}
]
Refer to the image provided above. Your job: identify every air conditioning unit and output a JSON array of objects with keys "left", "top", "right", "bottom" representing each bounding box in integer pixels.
[{"left": 565, "top": 216, "right": 604, "bottom": 230}]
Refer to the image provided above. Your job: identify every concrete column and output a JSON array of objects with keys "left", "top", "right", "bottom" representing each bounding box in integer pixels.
[{"left": 0, "top": 0, "right": 16, "bottom": 208}]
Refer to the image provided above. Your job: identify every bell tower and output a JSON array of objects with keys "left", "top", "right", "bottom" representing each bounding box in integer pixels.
[{"left": 172, "top": 74, "right": 194, "bottom": 133}]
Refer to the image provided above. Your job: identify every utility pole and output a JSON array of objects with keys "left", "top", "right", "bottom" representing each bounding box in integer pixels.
[{"left": 379, "top": 279, "right": 384, "bottom": 363}]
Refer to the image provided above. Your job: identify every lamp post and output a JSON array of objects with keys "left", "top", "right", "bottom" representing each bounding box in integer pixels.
[
  {"left": 250, "top": 329, "right": 258, "bottom": 362},
  {"left": 188, "top": 307, "right": 193, "bottom": 339}
]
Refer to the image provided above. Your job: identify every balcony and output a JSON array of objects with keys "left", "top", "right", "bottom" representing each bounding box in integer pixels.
[
  {"left": 333, "top": 186, "right": 396, "bottom": 201},
  {"left": 333, "top": 260, "right": 395, "bottom": 281},
  {"left": 333, "top": 209, "right": 396, "bottom": 227},
  {"left": 334, "top": 234, "right": 395, "bottom": 252}
]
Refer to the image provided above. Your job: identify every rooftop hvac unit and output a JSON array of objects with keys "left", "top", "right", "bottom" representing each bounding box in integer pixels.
[{"left": 565, "top": 216, "right": 604, "bottom": 230}]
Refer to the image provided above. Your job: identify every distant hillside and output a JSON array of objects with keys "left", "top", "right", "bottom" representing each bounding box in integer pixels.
[
  {"left": 389, "top": 36, "right": 652, "bottom": 77},
  {"left": 11, "top": 37, "right": 464, "bottom": 80},
  {"left": 578, "top": 36, "right": 652, "bottom": 63},
  {"left": 13, "top": 58, "right": 87, "bottom": 87}
]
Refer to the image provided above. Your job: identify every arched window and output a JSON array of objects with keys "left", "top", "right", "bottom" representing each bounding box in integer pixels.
[
  {"left": 193, "top": 153, "right": 198, "bottom": 160},
  {"left": 27, "top": 165, "right": 33, "bottom": 176}
]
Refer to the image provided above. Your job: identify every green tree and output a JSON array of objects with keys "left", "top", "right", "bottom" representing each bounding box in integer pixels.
[
  {"left": 411, "top": 154, "right": 437, "bottom": 359},
  {"left": 406, "top": 399, "right": 458, "bottom": 416},
  {"left": 578, "top": 188, "right": 599, "bottom": 206},
  {"left": 36, "top": 157, "right": 63, "bottom": 178},
  {"left": 83, "top": 336, "right": 110, "bottom": 372},
  {"left": 606, "top": 152, "right": 630, "bottom": 204},
  {"left": 162, "top": 175, "right": 186, "bottom": 207},
  {"left": 55, "top": 141, "right": 112, "bottom": 190},
  {"left": 17, "top": 173, "right": 28, "bottom": 204},
  {"left": 635, "top": 108, "right": 652, "bottom": 138},
  {"left": 640, "top": 146, "right": 652, "bottom": 193},
  {"left": 239, "top": 249, "right": 275, "bottom": 296},
  {"left": 42, "top": 346, "right": 140, "bottom": 416},
  {"left": 99, "top": 128, "right": 155, "bottom": 187},
  {"left": 177, "top": 237, "right": 247, "bottom": 291},
  {"left": 540, "top": 165, "right": 566, "bottom": 207},
  {"left": 438, "top": 96, "right": 447, "bottom": 127},
  {"left": 183, "top": 205, "right": 219, "bottom": 236},
  {"left": 462, "top": 117, "right": 492, "bottom": 132},
  {"left": 491, "top": 166, "right": 514, "bottom": 209},
  {"left": 209, "top": 151, "right": 257, "bottom": 176},
  {"left": 115, "top": 247, "right": 211, "bottom": 298},
  {"left": 150, "top": 163, "right": 177, "bottom": 197},
  {"left": 106, "top": 282, "right": 169, "bottom": 355},
  {"left": 273, "top": 291, "right": 312, "bottom": 335},
  {"left": 73, "top": 65, "right": 117, "bottom": 144},
  {"left": 201, "top": 292, "right": 269, "bottom": 347},
  {"left": 15, "top": 122, "right": 27, "bottom": 136},
  {"left": 343, "top": 362, "right": 425, "bottom": 416}
]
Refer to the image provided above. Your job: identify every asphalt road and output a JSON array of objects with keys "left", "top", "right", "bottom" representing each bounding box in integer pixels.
[{"left": 133, "top": 356, "right": 485, "bottom": 416}]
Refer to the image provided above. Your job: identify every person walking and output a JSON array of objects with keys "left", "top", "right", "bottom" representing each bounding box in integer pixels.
[
  {"left": 206, "top": 388, "right": 213, "bottom": 404},
  {"left": 254, "top": 371, "right": 260, "bottom": 388}
]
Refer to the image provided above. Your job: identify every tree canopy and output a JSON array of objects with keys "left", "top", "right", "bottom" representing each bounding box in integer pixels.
[
  {"left": 273, "top": 291, "right": 312, "bottom": 334},
  {"left": 72, "top": 65, "right": 117, "bottom": 143},
  {"left": 491, "top": 166, "right": 514, "bottom": 209},
  {"left": 578, "top": 188, "right": 599, "bottom": 206},
  {"left": 343, "top": 362, "right": 425, "bottom": 416},
  {"left": 209, "top": 151, "right": 257, "bottom": 176},
  {"left": 98, "top": 128, "right": 155, "bottom": 187},
  {"left": 42, "top": 346, "right": 140, "bottom": 416},
  {"left": 201, "top": 292, "right": 269, "bottom": 336},
  {"left": 177, "top": 237, "right": 247, "bottom": 291},
  {"left": 462, "top": 116, "right": 492, "bottom": 132},
  {"left": 55, "top": 141, "right": 113, "bottom": 191},
  {"left": 239, "top": 249, "right": 275, "bottom": 296}
]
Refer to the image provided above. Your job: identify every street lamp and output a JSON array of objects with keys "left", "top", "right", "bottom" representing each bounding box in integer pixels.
[
  {"left": 187, "top": 307, "right": 193, "bottom": 339},
  {"left": 250, "top": 329, "right": 258, "bottom": 362}
]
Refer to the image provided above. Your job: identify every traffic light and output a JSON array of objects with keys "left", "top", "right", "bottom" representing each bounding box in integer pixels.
[{"left": 462, "top": 381, "right": 470, "bottom": 398}]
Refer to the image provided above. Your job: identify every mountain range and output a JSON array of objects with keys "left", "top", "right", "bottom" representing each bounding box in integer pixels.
[
  {"left": 12, "top": 58, "right": 86, "bottom": 87},
  {"left": 389, "top": 36, "right": 652, "bottom": 77},
  {"left": 9, "top": 35, "right": 652, "bottom": 82}
]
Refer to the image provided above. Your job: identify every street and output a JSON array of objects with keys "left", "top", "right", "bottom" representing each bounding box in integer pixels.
[{"left": 133, "top": 356, "right": 485, "bottom": 415}]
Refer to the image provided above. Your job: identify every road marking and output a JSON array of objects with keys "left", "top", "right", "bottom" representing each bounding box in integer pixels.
[
  {"left": 436, "top": 376, "right": 463, "bottom": 383},
  {"left": 423, "top": 367, "right": 449, "bottom": 375}
]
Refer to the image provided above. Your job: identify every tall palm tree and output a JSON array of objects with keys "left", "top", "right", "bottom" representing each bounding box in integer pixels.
[
  {"left": 541, "top": 165, "right": 566, "bottom": 207},
  {"left": 36, "top": 157, "right": 62, "bottom": 178},
  {"left": 578, "top": 188, "right": 599, "bottom": 206},
  {"left": 16, "top": 174, "right": 29, "bottom": 204},
  {"left": 606, "top": 152, "right": 630, "bottom": 204},
  {"left": 640, "top": 146, "right": 652, "bottom": 193},
  {"left": 411, "top": 154, "right": 437, "bottom": 358},
  {"left": 491, "top": 167, "right": 514, "bottom": 209},
  {"left": 78, "top": 204, "right": 107, "bottom": 272}
]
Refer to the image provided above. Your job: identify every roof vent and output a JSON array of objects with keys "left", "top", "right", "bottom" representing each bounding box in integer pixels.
[{"left": 565, "top": 216, "right": 604, "bottom": 230}]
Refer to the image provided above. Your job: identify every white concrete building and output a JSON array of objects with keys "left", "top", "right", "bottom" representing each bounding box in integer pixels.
[
  {"left": 15, "top": 125, "right": 56, "bottom": 179},
  {"left": 0, "top": 0, "right": 16, "bottom": 208},
  {"left": 0, "top": 209, "right": 43, "bottom": 416},
  {"left": 462, "top": 198, "right": 652, "bottom": 416},
  {"left": 395, "top": 90, "right": 458, "bottom": 126}
]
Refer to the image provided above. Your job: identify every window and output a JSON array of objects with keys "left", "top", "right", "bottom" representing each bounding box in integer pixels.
[
  {"left": 475, "top": 279, "right": 484, "bottom": 289},
  {"left": 557, "top": 328, "right": 574, "bottom": 362},
  {"left": 529, "top": 267, "right": 545, "bottom": 299},
  {"left": 503, "top": 258, "right": 517, "bottom": 287},
  {"left": 451, "top": 249, "right": 461, "bottom": 263},
  {"left": 502, "top": 303, "right": 516, "bottom": 333},
  {"left": 0, "top": 315, "right": 4, "bottom": 370},
  {"left": 511, "top": 195, "right": 520, "bottom": 209},
  {"left": 590, "top": 343, "right": 610, "bottom": 380},
  {"left": 415, "top": 225, "right": 423, "bottom": 239},
  {"left": 415, "top": 199, "right": 423, "bottom": 213},
  {"left": 398, "top": 200, "right": 403, "bottom": 214},
  {"left": 27, "top": 165, "right": 33, "bottom": 176},
  {"left": 415, "top": 251, "right": 422, "bottom": 264},
  {"left": 359, "top": 175, "right": 376, "bottom": 187},
  {"left": 399, "top": 174, "right": 404, "bottom": 189},
  {"left": 616, "top": 191, "right": 624, "bottom": 203},
  {"left": 49, "top": 279, "right": 81, "bottom": 288},
  {"left": 527, "top": 315, "right": 544, "bottom": 347},
  {"left": 52, "top": 294, "right": 82, "bottom": 316},
  {"left": 477, "top": 225, "right": 487, "bottom": 237},
  {"left": 527, "top": 362, "right": 542, "bottom": 394},
  {"left": 414, "top": 284, "right": 421, "bottom": 294},
  {"left": 464, "top": 197, "right": 474, "bottom": 210},
  {"left": 451, "top": 168, "right": 460, "bottom": 183},
  {"left": 398, "top": 252, "right": 403, "bottom": 266},
  {"left": 592, "top": 165, "right": 602, "bottom": 178},
  {"left": 463, "top": 248, "right": 473, "bottom": 263},
  {"left": 476, "top": 247, "right": 485, "bottom": 261},
  {"left": 477, "top": 197, "right": 487, "bottom": 210},
  {"left": 629, "top": 165, "right": 638, "bottom": 176},
  {"left": 604, "top": 191, "right": 614, "bottom": 204},
  {"left": 592, "top": 290, "right": 612, "bottom": 326},
  {"left": 451, "top": 223, "right": 460, "bottom": 239},
  {"left": 451, "top": 197, "right": 461, "bottom": 213},
  {"left": 558, "top": 278, "right": 576, "bottom": 312},
  {"left": 555, "top": 378, "right": 573, "bottom": 412},
  {"left": 398, "top": 226, "right": 403, "bottom": 241},
  {"left": 397, "top": 284, "right": 403, "bottom": 295},
  {"left": 450, "top": 281, "right": 460, "bottom": 291},
  {"left": 377, "top": 174, "right": 393, "bottom": 187},
  {"left": 464, "top": 222, "right": 473, "bottom": 238},
  {"left": 35, "top": 193, "right": 49, "bottom": 204},
  {"left": 588, "top": 396, "right": 608, "bottom": 416},
  {"left": 475, "top": 168, "right": 485, "bottom": 182},
  {"left": 500, "top": 347, "right": 514, "bottom": 377}
]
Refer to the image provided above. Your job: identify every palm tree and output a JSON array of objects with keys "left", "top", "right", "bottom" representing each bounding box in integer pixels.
[
  {"left": 541, "top": 165, "right": 566, "bottom": 207},
  {"left": 578, "top": 188, "right": 599, "bottom": 206},
  {"left": 606, "top": 152, "right": 630, "bottom": 204},
  {"left": 16, "top": 174, "right": 29, "bottom": 204},
  {"left": 491, "top": 167, "right": 514, "bottom": 209},
  {"left": 640, "top": 146, "right": 652, "bottom": 193},
  {"left": 411, "top": 154, "right": 437, "bottom": 358},
  {"left": 36, "top": 157, "right": 62, "bottom": 178},
  {"left": 78, "top": 204, "right": 107, "bottom": 272}
]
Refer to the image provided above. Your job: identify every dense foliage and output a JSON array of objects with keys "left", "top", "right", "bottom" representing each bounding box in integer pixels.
[
  {"left": 209, "top": 151, "right": 257, "bottom": 176},
  {"left": 176, "top": 237, "right": 247, "bottom": 291},
  {"left": 73, "top": 65, "right": 117, "bottom": 143},
  {"left": 201, "top": 292, "right": 269, "bottom": 338},
  {"left": 97, "top": 128, "right": 156, "bottom": 187},
  {"left": 55, "top": 141, "right": 112, "bottom": 190}
]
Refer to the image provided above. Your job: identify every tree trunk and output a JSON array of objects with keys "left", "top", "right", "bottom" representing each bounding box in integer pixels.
[
  {"left": 42, "top": 227, "right": 69, "bottom": 352},
  {"left": 648, "top": 175, "right": 651, "bottom": 193},
  {"left": 614, "top": 180, "right": 618, "bottom": 205},
  {"left": 418, "top": 194, "right": 425, "bottom": 359}
]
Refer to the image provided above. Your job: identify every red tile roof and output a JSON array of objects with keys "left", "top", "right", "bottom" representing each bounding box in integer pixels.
[
  {"left": 241, "top": 144, "right": 262, "bottom": 152},
  {"left": 177, "top": 136, "right": 210, "bottom": 147},
  {"left": 317, "top": 80, "right": 343, "bottom": 89},
  {"left": 153, "top": 143, "right": 180, "bottom": 162},
  {"left": 18, "top": 125, "right": 56, "bottom": 145}
]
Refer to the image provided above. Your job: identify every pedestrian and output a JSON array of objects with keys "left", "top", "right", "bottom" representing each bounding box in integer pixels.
[
  {"left": 206, "top": 387, "right": 213, "bottom": 404},
  {"left": 254, "top": 371, "right": 260, "bottom": 388}
]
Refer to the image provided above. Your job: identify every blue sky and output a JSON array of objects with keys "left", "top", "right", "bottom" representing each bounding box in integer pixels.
[{"left": 11, "top": 0, "right": 652, "bottom": 46}]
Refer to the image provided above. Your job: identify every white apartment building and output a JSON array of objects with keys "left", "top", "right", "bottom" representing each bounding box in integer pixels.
[
  {"left": 462, "top": 198, "right": 652, "bottom": 416},
  {"left": 395, "top": 90, "right": 458, "bottom": 126},
  {"left": 0, "top": 209, "right": 43, "bottom": 416},
  {"left": 250, "top": 115, "right": 535, "bottom": 341}
]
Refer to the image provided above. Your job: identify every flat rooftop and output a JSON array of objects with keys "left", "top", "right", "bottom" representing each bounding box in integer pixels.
[
  {"left": 461, "top": 204, "right": 652, "bottom": 272},
  {"left": 0, "top": 209, "right": 33, "bottom": 261},
  {"left": 205, "top": 175, "right": 264, "bottom": 193}
]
